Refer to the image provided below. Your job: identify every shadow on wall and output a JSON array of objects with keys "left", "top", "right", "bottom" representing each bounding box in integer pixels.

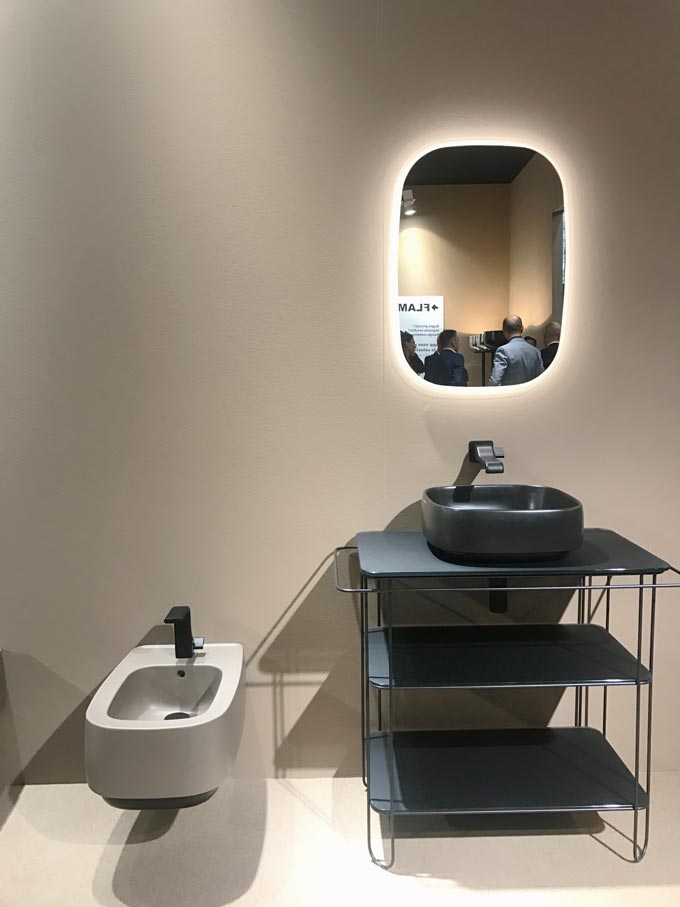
[
  {"left": 251, "top": 552, "right": 364, "bottom": 778},
  {"left": 14, "top": 696, "right": 91, "bottom": 786},
  {"left": 0, "top": 650, "right": 98, "bottom": 829},
  {"left": 0, "top": 653, "right": 22, "bottom": 829},
  {"left": 256, "top": 500, "right": 576, "bottom": 778},
  {"left": 91, "top": 779, "right": 266, "bottom": 907},
  {"left": 0, "top": 625, "right": 175, "bottom": 830}
]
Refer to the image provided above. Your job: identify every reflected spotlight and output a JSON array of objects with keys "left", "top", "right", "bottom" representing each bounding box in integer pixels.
[{"left": 402, "top": 188, "right": 417, "bottom": 216}]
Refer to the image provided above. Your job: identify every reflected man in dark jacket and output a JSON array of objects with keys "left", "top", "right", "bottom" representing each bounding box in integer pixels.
[
  {"left": 424, "top": 329, "right": 468, "bottom": 386},
  {"left": 541, "top": 321, "right": 561, "bottom": 369}
]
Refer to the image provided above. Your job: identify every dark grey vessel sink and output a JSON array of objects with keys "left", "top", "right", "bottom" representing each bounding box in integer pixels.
[{"left": 421, "top": 485, "right": 584, "bottom": 562}]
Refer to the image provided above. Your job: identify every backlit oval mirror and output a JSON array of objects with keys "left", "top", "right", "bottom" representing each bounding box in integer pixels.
[{"left": 397, "top": 145, "right": 565, "bottom": 388}]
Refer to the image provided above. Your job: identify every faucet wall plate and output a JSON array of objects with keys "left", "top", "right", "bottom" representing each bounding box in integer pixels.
[{"left": 85, "top": 643, "right": 244, "bottom": 806}]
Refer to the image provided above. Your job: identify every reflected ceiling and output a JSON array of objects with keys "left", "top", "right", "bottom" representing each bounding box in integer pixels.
[{"left": 405, "top": 147, "right": 535, "bottom": 186}]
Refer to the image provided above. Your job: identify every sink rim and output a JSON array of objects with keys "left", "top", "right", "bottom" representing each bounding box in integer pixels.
[{"left": 422, "top": 484, "right": 583, "bottom": 514}]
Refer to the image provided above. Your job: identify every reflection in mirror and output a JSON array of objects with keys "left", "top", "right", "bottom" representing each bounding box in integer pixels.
[{"left": 397, "top": 145, "right": 565, "bottom": 388}]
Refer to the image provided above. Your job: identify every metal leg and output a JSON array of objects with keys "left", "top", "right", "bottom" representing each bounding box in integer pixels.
[
  {"left": 632, "top": 574, "right": 645, "bottom": 862},
  {"left": 603, "top": 577, "right": 611, "bottom": 738},
  {"left": 574, "top": 686, "right": 580, "bottom": 726},
  {"left": 360, "top": 573, "right": 368, "bottom": 788},
  {"left": 377, "top": 580, "right": 383, "bottom": 732},
  {"left": 386, "top": 580, "right": 396, "bottom": 868},
  {"left": 575, "top": 578, "right": 585, "bottom": 726},
  {"left": 365, "top": 579, "right": 377, "bottom": 862},
  {"left": 585, "top": 577, "right": 592, "bottom": 726},
  {"left": 365, "top": 577, "right": 379, "bottom": 863},
  {"left": 641, "top": 576, "right": 657, "bottom": 860},
  {"left": 633, "top": 575, "right": 657, "bottom": 862},
  {"left": 367, "top": 579, "right": 395, "bottom": 869}
]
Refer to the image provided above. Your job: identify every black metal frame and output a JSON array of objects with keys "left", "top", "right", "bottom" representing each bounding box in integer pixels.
[{"left": 338, "top": 547, "right": 675, "bottom": 869}]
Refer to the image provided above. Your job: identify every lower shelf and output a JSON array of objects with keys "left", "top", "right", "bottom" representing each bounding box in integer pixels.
[{"left": 368, "top": 727, "right": 648, "bottom": 815}]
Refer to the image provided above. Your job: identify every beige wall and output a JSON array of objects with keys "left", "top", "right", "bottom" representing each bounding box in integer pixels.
[
  {"left": 509, "top": 152, "right": 565, "bottom": 334},
  {"left": 1, "top": 0, "right": 680, "bottom": 792}
]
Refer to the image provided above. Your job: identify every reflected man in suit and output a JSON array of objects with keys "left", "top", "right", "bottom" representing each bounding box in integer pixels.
[
  {"left": 424, "top": 329, "right": 468, "bottom": 386},
  {"left": 541, "top": 321, "right": 561, "bottom": 369}
]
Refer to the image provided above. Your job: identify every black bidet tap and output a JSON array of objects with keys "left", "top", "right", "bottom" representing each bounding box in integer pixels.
[{"left": 164, "top": 606, "right": 205, "bottom": 659}]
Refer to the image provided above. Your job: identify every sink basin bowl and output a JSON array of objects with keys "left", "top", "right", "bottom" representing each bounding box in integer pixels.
[
  {"left": 85, "top": 644, "right": 244, "bottom": 808},
  {"left": 107, "top": 664, "right": 222, "bottom": 721},
  {"left": 422, "top": 484, "right": 584, "bottom": 562}
]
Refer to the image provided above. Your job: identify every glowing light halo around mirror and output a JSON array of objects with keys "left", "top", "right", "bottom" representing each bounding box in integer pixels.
[{"left": 387, "top": 139, "right": 570, "bottom": 398}]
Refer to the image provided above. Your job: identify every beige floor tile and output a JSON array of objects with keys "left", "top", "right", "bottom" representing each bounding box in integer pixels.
[{"left": 0, "top": 774, "right": 679, "bottom": 907}]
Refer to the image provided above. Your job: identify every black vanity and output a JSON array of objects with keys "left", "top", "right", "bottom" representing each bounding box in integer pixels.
[{"left": 335, "top": 528, "right": 674, "bottom": 868}]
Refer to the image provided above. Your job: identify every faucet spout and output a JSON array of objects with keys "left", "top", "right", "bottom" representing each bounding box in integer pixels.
[
  {"left": 468, "top": 440, "right": 505, "bottom": 474},
  {"left": 164, "top": 606, "right": 204, "bottom": 659}
]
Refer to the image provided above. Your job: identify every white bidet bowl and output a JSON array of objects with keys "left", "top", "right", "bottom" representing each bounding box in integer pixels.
[{"left": 85, "top": 644, "right": 244, "bottom": 808}]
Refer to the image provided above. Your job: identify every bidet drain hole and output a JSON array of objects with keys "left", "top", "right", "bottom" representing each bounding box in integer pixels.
[
  {"left": 165, "top": 711, "right": 191, "bottom": 720},
  {"left": 177, "top": 670, "right": 186, "bottom": 677}
]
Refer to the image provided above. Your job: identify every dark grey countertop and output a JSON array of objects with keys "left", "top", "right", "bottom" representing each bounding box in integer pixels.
[{"left": 356, "top": 529, "right": 670, "bottom": 578}]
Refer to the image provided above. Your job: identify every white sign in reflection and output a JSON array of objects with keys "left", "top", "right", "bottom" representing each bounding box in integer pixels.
[{"left": 397, "top": 295, "right": 444, "bottom": 361}]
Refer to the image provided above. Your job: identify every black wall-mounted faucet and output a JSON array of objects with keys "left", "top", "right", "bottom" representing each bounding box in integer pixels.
[
  {"left": 469, "top": 440, "right": 505, "bottom": 474},
  {"left": 164, "top": 606, "right": 205, "bottom": 659}
]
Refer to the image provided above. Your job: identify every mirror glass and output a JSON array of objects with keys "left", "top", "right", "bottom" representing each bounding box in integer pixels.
[{"left": 397, "top": 145, "right": 565, "bottom": 388}]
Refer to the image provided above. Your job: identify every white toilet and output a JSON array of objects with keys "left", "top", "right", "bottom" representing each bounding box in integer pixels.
[{"left": 85, "top": 643, "right": 244, "bottom": 808}]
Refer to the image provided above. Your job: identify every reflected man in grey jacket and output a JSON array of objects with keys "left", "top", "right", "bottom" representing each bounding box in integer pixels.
[{"left": 488, "top": 315, "right": 545, "bottom": 386}]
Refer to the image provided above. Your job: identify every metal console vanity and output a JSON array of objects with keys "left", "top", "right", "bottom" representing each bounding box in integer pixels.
[{"left": 334, "top": 528, "right": 678, "bottom": 868}]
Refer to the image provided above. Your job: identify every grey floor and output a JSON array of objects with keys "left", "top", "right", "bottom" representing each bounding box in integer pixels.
[{"left": 1, "top": 775, "right": 679, "bottom": 907}]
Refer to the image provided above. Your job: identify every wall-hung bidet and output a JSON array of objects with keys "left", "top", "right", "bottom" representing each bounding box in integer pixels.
[{"left": 85, "top": 607, "right": 244, "bottom": 808}]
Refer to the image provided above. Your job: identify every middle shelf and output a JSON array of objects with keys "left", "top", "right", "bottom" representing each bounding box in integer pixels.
[{"left": 367, "top": 624, "right": 650, "bottom": 689}]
